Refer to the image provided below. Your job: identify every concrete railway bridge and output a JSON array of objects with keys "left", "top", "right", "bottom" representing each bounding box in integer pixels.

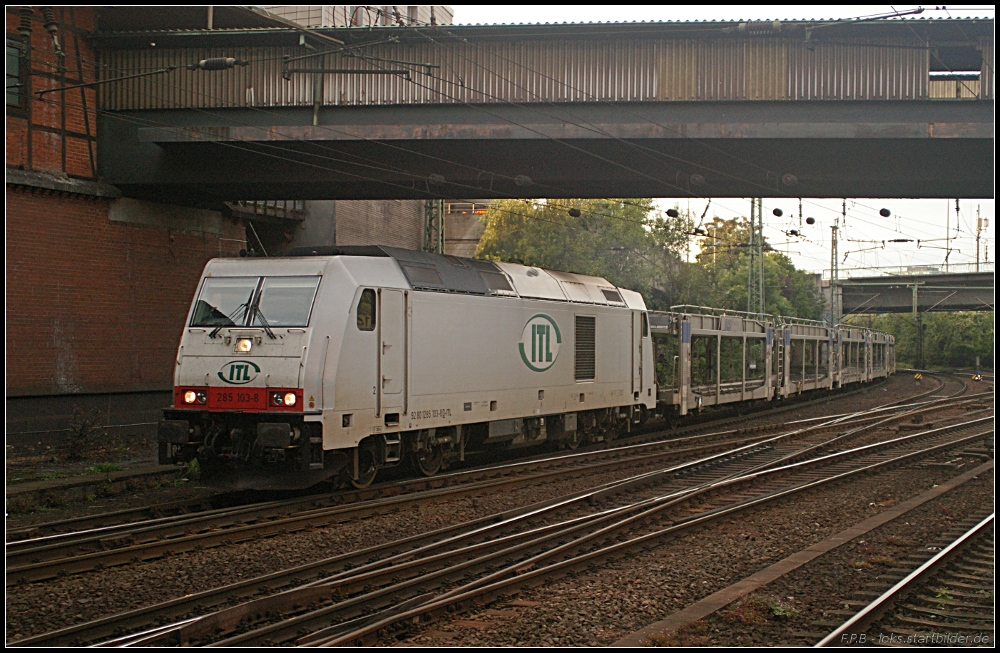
[
  {"left": 840, "top": 266, "right": 995, "bottom": 316},
  {"left": 90, "top": 15, "right": 995, "bottom": 203}
]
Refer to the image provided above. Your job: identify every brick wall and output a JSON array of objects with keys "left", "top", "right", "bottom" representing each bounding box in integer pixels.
[
  {"left": 6, "top": 188, "right": 246, "bottom": 396},
  {"left": 5, "top": 6, "right": 246, "bottom": 409}
]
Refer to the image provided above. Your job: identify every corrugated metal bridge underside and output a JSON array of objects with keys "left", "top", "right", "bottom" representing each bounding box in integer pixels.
[
  {"left": 93, "top": 19, "right": 994, "bottom": 202},
  {"left": 840, "top": 272, "right": 995, "bottom": 314}
]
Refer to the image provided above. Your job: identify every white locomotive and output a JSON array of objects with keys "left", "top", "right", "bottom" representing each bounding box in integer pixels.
[{"left": 160, "top": 246, "right": 656, "bottom": 489}]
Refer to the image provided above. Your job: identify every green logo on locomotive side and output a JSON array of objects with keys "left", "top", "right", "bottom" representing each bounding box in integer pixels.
[
  {"left": 519, "top": 314, "right": 562, "bottom": 372},
  {"left": 219, "top": 360, "right": 261, "bottom": 384}
]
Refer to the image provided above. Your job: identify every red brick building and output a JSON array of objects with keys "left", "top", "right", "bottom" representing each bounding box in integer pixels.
[{"left": 6, "top": 7, "right": 246, "bottom": 445}]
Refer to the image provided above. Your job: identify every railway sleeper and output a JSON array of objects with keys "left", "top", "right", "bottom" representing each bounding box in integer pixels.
[{"left": 894, "top": 616, "right": 991, "bottom": 631}]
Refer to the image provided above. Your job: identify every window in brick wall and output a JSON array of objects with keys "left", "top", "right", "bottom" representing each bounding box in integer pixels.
[{"left": 7, "top": 40, "right": 24, "bottom": 109}]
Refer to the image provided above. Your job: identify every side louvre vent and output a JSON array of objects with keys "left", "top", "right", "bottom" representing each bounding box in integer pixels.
[{"left": 575, "top": 316, "right": 596, "bottom": 381}]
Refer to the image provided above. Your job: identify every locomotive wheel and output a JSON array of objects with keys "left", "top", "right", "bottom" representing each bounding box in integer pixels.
[
  {"left": 638, "top": 405, "right": 649, "bottom": 427},
  {"left": 564, "top": 429, "right": 582, "bottom": 450},
  {"left": 411, "top": 444, "right": 443, "bottom": 477},
  {"left": 350, "top": 442, "right": 379, "bottom": 489}
]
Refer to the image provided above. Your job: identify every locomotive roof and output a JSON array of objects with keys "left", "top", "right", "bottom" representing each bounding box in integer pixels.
[{"left": 286, "top": 245, "right": 643, "bottom": 308}]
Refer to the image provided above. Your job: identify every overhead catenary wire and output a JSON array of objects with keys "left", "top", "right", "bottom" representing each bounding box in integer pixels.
[
  {"left": 411, "top": 16, "right": 985, "bottom": 251},
  {"left": 30, "top": 82, "right": 991, "bottom": 273},
  {"left": 33, "top": 17, "right": 968, "bottom": 234},
  {"left": 31, "top": 93, "right": 668, "bottom": 251},
  {"left": 116, "top": 64, "right": 675, "bottom": 222},
  {"left": 28, "top": 57, "right": 668, "bottom": 230},
  {"left": 23, "top": 16, "right": 992, "bottom": 270},
  {"left": 65, "top": 19, "right": 829, "bottom": 219},
  {"left": 17, "top": 14, "right": 1000, "bottom": 286}
]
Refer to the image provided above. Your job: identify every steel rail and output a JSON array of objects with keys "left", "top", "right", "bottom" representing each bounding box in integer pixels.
[
  {"left": 815, "top": 513, "right": 995, "bottom": 647},
  {"left": 6, "top": 493, "right": 238, "bottom": 543},
  {"left": 314, "top": 421, "right": 993, "bottom": 647},
  {"left": 0, "top": 426, "right": 816, "bottom": 583},
  {"left": 12, "top": 385, "right": 969, "bottom": 579},
  {"left": 9, "top": 437, "right": 789, "bottom": 646},
  {"left": 144, "top": 417, "right": 992, "bottom": 646},
  {"left": 14, "top": 392, "right": 952, "bottom": 575},
  {"left": 4, "top": 374, "right": 909, "bottom": 544},
  {"left": 13, "top": 401, "right": 977, "bottom": 646},
  {"left": 14, "top": 383, "right": 977, "bottom": 558}
]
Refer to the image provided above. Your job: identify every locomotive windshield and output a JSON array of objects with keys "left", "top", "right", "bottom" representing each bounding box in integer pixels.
[
  {"left": 252, "top": 276, "right": 321, "bottom": 327},
  {"left": 190, "top": 276, "right": 321, "bottom": 328},
  {"left": 191, "top": 277, "right": 258, "bottom": 327}
]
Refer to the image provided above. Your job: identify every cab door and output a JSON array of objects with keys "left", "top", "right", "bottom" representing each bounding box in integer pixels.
[{"left": 378, "top": 289, "right": 406, "bottom": 416}]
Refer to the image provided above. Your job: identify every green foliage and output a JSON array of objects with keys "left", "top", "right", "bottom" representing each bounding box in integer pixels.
[
  {"left": 722, "top": 595, "right": 798, "bottom": 625},
  {"left": 691, "top": 217, "right": 824, "bottom": 319},
  {"left": 184, "top": 458, "right": 201, "bottom": 481},
  {"left": 477, "top": 198, "right": 689, "bottom": 302},
  {"left": 651, "top": 620, "right": 712, "bottom": 647},
  {"left": 477, "top": 201, "right": 823, "bottom": 319},
  {"left": 850, "top": 312, "right": 994, "bottom": 369}
]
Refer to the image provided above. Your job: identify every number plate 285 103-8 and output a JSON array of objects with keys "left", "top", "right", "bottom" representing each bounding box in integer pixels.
[{"left": 211, "top": 389, "right": 267, "bottom": 410}]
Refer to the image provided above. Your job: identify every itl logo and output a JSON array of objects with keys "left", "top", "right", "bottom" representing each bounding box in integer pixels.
[
  {"left": 519, "top": 314, "right": 561, "bottom": 372},
  {"left": 218, "top": 360, "right": 260, "bottom": 384}
]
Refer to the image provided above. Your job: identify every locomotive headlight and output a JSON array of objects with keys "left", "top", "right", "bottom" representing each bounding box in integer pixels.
[
  {"left": 283, "top": 392, "right": 297, "bottom": 407},
  {"left": 235, "top": 338, "right": 253, "bottom": 353},
  {"left": 272, "top": 392, "right": 284, "bottom": 406},
  {"left": 183, "top": 390, "right": 197, "bottom": 404},
  {"left": 196, "top": 391, "right": 207, "bottom": 404}
]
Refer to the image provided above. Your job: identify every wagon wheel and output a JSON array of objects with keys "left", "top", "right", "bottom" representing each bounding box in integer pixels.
[
  {"left": 349, "top": 441, "right": 379, "bottom": 489},
  {"left": 411, "top": 438, "right": 443, "bottom": 477}
]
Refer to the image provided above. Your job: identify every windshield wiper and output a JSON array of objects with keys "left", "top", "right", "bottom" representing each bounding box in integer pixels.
[
  {"left": 209, "top": 302, "right": 249, "bottom": 338},
  {"left": 252, "top": 305, "right": 277, "bottom": 339}
]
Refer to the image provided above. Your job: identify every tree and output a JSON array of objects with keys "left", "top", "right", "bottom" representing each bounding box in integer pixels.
[
  {"left": 689, "top": 217, "right": 823, "bottom": 319},
  {"left": 476, "top": 199, "right": 691, "bottom": 300},
  {"left": 850, "top": 311, "right": 994, "bottom": 369},
  {"left": 476, "top": 201, "right": 822, "bottom": 320}
]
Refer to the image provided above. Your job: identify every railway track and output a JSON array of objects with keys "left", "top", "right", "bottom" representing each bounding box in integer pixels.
[
  {"left": 7, "top": 389, "right": 985, "bottom": 585},
  {"left": 4, "top": 372, "right": 962, "bottom": 553},
  {"left": 6, "top": 375, "right": 904, "bottom": 544},
  {"left": 817, "top": 514, "right": 994, "bottom": 647},
  {"left": 162, "top": 417, "right": 996, "bottom": 647},
  {"left": 15, "top": 406, "right": 991, "bottom": 646}
]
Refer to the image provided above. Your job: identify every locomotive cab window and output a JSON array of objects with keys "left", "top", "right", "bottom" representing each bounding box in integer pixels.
[
  {"left": 191, "top": 277, "right": 258, "bottom": 327},
  {"left": 192, "top": 276, "right": 321, "bottom": 328},
  {"left": 357, "top": 289, "right": 376, "bottom": 331},
  {"left": 252, "top": 276, "right": 321, "bottom": 327}
]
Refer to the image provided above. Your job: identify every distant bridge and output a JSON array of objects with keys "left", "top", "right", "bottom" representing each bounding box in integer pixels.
[
  {"left": 91, "top": 17, "right": 994, "bottom": 203},
  {"left": 840, "top": 268, "right": 995, "bottom": 314}
]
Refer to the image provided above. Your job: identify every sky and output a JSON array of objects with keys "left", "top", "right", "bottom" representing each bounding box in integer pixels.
[{"left": 450, "top": 6, "right": 996, "bottom": 275}]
